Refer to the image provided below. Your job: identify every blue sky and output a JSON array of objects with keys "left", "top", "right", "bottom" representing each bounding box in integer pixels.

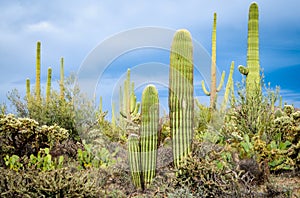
[{"left": 1, "top": 0, "right": 300, "bottom": 116}]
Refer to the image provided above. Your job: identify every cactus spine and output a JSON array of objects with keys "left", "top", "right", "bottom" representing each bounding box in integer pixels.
[
  {"left": 35, "top": 41, "right": 41, "bottom": 101},
  {"left": 46, "top": 67, "right": 52, "bottom": 103},
  {"left": 128, "top": 85, "right": 159, "bottom": 189},
  {"left": 221, "top": 61, "right": 235, "bottom": 112},
  {"left": 169, "top": 29, "right": 194, "bottom": 168},
  {"left": 238, "top": 2, "right": 261, "bottom": 100},
  {"left": 60, "top": 57, "right": 64, "bottom": 100},
  {"left": 201, "top": 13, "right": 225, "bottom": 109},
  {"left": 140, "top": 85, "right": 159, "bottom": 187}
]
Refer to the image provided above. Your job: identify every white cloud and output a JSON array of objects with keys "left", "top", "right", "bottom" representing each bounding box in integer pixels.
[{"left": 26, "top": 21, "right": 59, "bottom": 33}]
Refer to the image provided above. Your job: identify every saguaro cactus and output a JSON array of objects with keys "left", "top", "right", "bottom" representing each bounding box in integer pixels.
[
  {"left": 238, "top": 2, "right": 261, "bottom": 100},
  {"left": 201, "top": 13, "right": 225, "bottom": 110},
  {"left": 169, "top": 29, "right": 194, "bottom": 168},
  {"left": 26, "top": 78, "right": 30, "bottom": 101},
  {"left": 60, "top": 57, "right": 65, "bottom": 100},
  {"left": 46, "top": 67, "right": 52, "bottom": 103},
  {"left": 35, "top": 41, "right": 41, "bottom": 101},
  {"left": 120, "top": 69, "right": 140, "bottom": 123},
  {"left": 140, "top": 84, "right": 159, "bottom": 187},
  {"left": 221, "top": 61, "right": 235, "bottom": 112},
  {"left": 128, "top": 85, "right": 159, "bottom": 189}
]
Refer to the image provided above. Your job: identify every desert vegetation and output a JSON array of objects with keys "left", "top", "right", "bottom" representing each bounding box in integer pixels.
[{"left": 0, "top": 2, "right": 299, "bottom": 197}]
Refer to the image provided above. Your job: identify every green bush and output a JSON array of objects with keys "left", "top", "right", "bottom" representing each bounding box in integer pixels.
[{"left": 0, "top": 114, "right": 68, "bottom": 166}]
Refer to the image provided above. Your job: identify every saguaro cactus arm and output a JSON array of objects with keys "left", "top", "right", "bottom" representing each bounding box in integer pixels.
[
  {"left": 216, "top": 71, "right": 226, "bottom": 92},
  {"left": 238, "top": 65, "right": 249, "bottom": 75}
]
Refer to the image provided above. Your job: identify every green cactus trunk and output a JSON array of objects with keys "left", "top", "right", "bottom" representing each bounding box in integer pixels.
[
  {"left": 128, "top": 134, "right": 143, "bottom": 189},
  {"left": 26, "top": 78, "right": 30, "bottom": 101},
  {"left": 140, "top": 85, "right": 159, "bottom": 187},
  {"left": 221, "top": 61, "right": 234, "bottom": 112},
  {"left": 35, "top": 41, "right": 41, "bottom": 101},
  {"left": 169, "top": 29, "right": 194, "bottom": 169},
  {"left": 201, "top": 13, "right": 225, "bottom": 110},
  {"left": 46, "top": 67, "right": 52, "bottom": 103},
  {"left": 238, "top": 3, "right": 261, "bottom": 100},
  {"left": 60, "top": 57, "right": 64, "bottom": 100},
  {"left": 111, "top": 102, "right": 116, "bottom": 129}
]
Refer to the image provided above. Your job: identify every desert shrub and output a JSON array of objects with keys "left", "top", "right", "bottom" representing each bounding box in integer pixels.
[
  {"left": 0, "top": 167, "right": 105, "bottom": 197},
  {"left": 7, "top": 74, "right": 97, "bottom": 141},
  {"left": 0, "top": 114, "right": 68, "bottom": 167}
]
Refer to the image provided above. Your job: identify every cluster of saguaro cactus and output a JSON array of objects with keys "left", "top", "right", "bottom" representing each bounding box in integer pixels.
[
  {"left": 128, "top": 85, "right": 159, "bottom": 189},
  {"left": 238, "top": 2, "right": 261, "bottom": 101},
  {"left": 169, "top": 29, "right": 194, "bottom": 169},
  {"left": 201, "top": 13, "right": 225, "bottom": 110},
  {"left": 119, "top": 69, "right": 140, "bottom": 124},
  {"left": 221, "top": 61, "right": 235, "bottom": 112}
]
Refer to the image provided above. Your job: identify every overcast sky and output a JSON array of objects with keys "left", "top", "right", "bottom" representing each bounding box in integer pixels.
[{"left": 1, "top": 0, "right": 300, "bottom": 115}]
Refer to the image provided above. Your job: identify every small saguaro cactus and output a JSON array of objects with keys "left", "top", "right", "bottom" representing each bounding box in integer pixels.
[
  {"left": 238, "top": 2, "right": 261, "bottom": 100},
  {"left": 221, "top": 61, "right": 235, "bottom": 112},
  {"left": 128, "top": 85, "right": 159, "bottom": 190},
  {"left": 46, "top": 67, "right": 52, "bottom": 103},
  {"left": 26, "top": 78, "right": 30, "bottom": 101},
  {"left": 128, "top": 134, "right": 142, "bottom": 189},
  {"left": 60, "top": 57, "right": 65, "bottom": 100},
  {"left": 140, "top": 84, "right": 159, "bottom": 187},
  {"left": 35, "top": 41, "right": 41, "bottom": 101},
  {"left": 201, "top": 13, "right": 225, "bottom": 110},
  {"left": 169, "top": 29, "right": 194, "bottom": 169},
  {"left": 120, "top": 69, "right": 140, "bottom": 123}
]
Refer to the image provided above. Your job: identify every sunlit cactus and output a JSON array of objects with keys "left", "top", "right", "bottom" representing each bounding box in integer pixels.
[
  {"left": 169, "top": 29, "right": 194, "bottom": 169},
  {"left": 238, "top": 2, "right": 261, "bottom": 101},
  {"left": 140, "top": 84, "right": 159, "bottom": 187}
]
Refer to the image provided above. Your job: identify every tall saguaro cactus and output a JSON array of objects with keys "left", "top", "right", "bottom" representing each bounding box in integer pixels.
[
  {"left": 128, "top": 85, "right": 159, "bottom": 190},
  {"left": 46, "top": 67, "right": 52, "bottom": 103},
  {"left": 201, "top": 13, "right": 225, "bottom": 110},
  {"left": 238, "top": 2, "right": 261, "bottom": 100},
  {"left": 35, "top": 41, "right": 41, "bottom": 101},
  {"left": 169, "top": 29, "right": 194, "bottom": 169},
  {"left": 140, "top": 85, "right": 159, "bottom": 187}
]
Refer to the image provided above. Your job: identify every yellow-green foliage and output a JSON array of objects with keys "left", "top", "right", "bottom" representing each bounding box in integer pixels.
[{"left": 0, "top": 114, "right": 68, "bottom": 166}]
